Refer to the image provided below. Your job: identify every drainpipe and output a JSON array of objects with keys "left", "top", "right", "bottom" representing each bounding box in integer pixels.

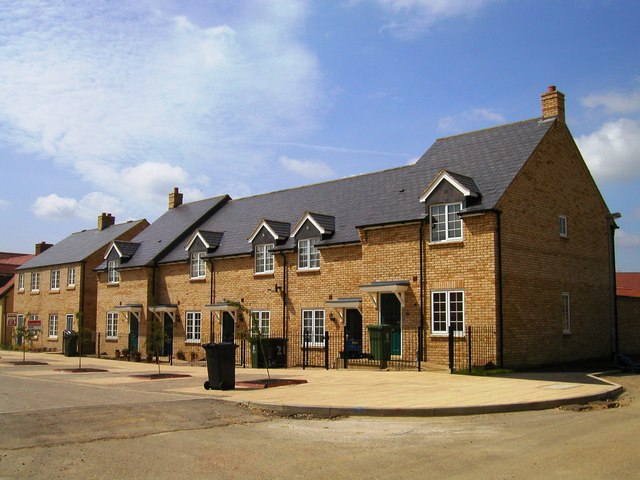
[
  {"left": 279, "top": 252, "right": 288, "bottom": 337},
  {"left": 209, "top": 258, "right": 215, "bottom": 342},
  {"left": 495, "top": 211, "right": 504, "bottom": 368},
  {"left": 418, "top": 216, "right": 427, "bottom": 371},
  {"left": 608, "top": 213, "right": 621, "bottom": 359}
]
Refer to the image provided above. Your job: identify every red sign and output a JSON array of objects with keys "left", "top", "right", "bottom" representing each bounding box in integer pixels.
[
  {"left": 6, "top": 314, "right": 17, "bottom": 327},
  {"left": 27, "top": 319, "right": 42, "bottom": 330}
]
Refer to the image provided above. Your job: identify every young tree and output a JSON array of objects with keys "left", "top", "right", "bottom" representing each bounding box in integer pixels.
[
  {"left": 146, "top": 317, "right": 169, "bottom": 375},
  {"left": 13, "top": 313, "right": 38, "bottom": 363}
]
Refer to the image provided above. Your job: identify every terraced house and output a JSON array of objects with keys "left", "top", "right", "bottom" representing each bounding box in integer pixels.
[
  {"left": 96, "top": 87, "right": 618, "bottom": 369},
  {"left": 13, "top": 215, "right": 148, "bottom": 353}
]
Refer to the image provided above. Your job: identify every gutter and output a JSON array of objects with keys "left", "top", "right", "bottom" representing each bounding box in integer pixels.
[
  {"left": 495, "top": 210, "right": 504, "bottom": 368},
  {"left": 418, "top": 215, "right": 427, "bottom": 371}
]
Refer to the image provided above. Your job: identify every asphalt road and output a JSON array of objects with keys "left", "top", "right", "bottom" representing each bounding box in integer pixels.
[{"left": 1, "top": 361, "right": 639, "bottom": 479}]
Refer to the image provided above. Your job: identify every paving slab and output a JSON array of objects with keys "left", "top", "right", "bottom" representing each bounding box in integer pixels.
[{"left": 0, "top": 350, "right": 623, "bottom": 417}]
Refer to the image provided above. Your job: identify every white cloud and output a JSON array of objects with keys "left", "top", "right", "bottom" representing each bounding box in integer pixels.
[
  {"left": 0, "top": 2, "right": 322, "bottom": 219},
  {"left": 617, "top": 230, "right": 640, "bottom": 249},
  {"left": 576, "top": 119, "right": 640, "bottom": 182},
  {"left": 373, "top": 0, "right": 499, "bottom": 38},
  {"left": 279, "top": 156, "right": 335, "bottom": 180},
  {"left": 581, "top": 90, "right": 640, "bottom": 115},
  {"left": 32, "top": 192, "right": 122, "bottom": 221},
  {"left": 438, "top": 108, "right": 505, "bottom": 134}
]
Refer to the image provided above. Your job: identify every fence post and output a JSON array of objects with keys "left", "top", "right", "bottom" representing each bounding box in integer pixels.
[
  {"left": 302, "top": 332, "right": 307, "bottom": 370},
  {"left": 467, "top": 325, "right": 472, "bottom": 373},
  {"left": 324, "top": 331, "right": 329, "bottom": 370},
  {"left": 343, "top": 325, "right": 349, "bottom": 369},
  {"left": 97, "top": 332, "right": 101, "bottom": 358},
  {"left": 417, "top": 325, "right": 423, "bottom": 372},
  {"left": 448, "top": 328, "right": 454, "bottom": 373}
]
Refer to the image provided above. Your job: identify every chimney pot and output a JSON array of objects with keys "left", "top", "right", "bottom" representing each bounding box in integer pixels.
[
  {"left": 547, "top": 85, "right": 556, "bottom": 93},
  {"left": 35, "top": 241, "right": 53, "bottom": 255}
]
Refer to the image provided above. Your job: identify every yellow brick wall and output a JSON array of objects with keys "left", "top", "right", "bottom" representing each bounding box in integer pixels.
[
  {"left": 618, "top": 297, "right": 640, "bottom": 355},
  {"left": 498, "top": 122, "right": 612, "bottom": 367}
]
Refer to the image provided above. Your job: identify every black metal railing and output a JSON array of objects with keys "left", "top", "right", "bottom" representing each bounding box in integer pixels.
[{"left": 448, "top": 325, "right": 498, "bottom": 373}]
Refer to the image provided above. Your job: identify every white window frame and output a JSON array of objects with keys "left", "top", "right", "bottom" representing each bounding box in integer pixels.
[
  {"left": 190, "top": 252, "right": 206, "bottom": 279},
  {"left": 298, "top": 238, "right": 320, "bottom": 270},
  {"left": 18, "top": 273, "right": 24, "bottom": 291},
  {"left": 431, "top": 290, "right": 465, "bottom": 335},
  {"left": 107, "top": 260, "right": 120, "bottom": 284},
  {"left": 559, "top": 215, "right": 568, "bottom": 238},
  {"left": 31, "top": 272, "right": 40, "bottom": 292},
  {"left": 254, "top": 244, "right": 274, "bottom": 274},
  {"left": 50, "top": 269, "right": 60, "bottom": 290},
  {"left": 67, "top": 267, "right": 76, "bottom": 287},
  {"left": 302, "top": 309, "right": 325, "bottom": 346},
  {"left": 430, "top": 202, "right": 463, "bottom": 243},
  {"left": 562, "top": 293, "right": 571, "bottom": 334},
  {"left": 106, "top": 312, "right": 118, "bottom": 339},
  {"left": 66, "top": 314, "right": 74, "bottom": 331},
  {"left": 251, "top": 310, "right": 270, "bottom": 336},
  {"left": 186, "top": 311, "right": 202, "bottom": 343},
  {"left": 48, "top": 314, "right": 58, "bottom": 339}
]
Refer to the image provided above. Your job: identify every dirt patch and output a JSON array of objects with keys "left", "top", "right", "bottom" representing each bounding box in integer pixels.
[
  {"left": 8, "top": 361, "right": 49, "bottom": 366},
  {"left": 235, "top": 378, "right": 308, "bottom": 389},
  {"left": 55, "top": 368, "right": 109, "bottom": 373},
  {"left": 129, "top": 373, "right": 192, "bottom": 380}
]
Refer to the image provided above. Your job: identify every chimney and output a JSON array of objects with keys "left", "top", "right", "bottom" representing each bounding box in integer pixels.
[
  {"left": 168, "top": 187, "right": 183, "bottom": 209},
  {"left": 541, "top": 85, "right": 565, "bottom": 123},
  {"left": 35, "top": 242, "right": 52, "bottom": 255},
  {"left": 98, "top": 212, "right": 115, "bottom": 231}
]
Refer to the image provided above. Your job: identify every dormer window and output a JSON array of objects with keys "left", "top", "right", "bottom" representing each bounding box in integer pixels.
[
  {"left": 190, "top": 252, "right": 206, "bottom": 279},
  {"left": 255, "top": 244, "right": 274, "bottom": 274},
  {"left": 107, "top": 260, "right": 120, "bottom": 284},
  {"left": 298, "top": 238, "right": 320, "bottom": 270},
  {"left": 430, "top": 203, "right": 462, "bottom": 242}
]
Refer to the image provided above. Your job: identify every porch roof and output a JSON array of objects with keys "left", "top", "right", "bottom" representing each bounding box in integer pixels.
[
  {"left": 204, "top": 302, "right": 238, "bottom": 312},
  {"left": 114, "top": 304, "right": 143, "bottom": 313},
  {"left": 148, "top": 304, "right": 178, "bottom": 313},
  {"left": 325, "top": 297, "right": 362, "bottom": 309}
]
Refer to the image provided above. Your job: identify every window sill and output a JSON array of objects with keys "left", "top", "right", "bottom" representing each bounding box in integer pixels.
[
  {"left": 189, "top": 277, "right": 206, "bottom": 283},
  {"left": 429, "top": 239, "right": 464, "bottom": 246},
  {"left": 253, "top": 272, "right": 275, "bottom": 277},
  {"left": 17, "top": 289, "right": 24, "bottom": 294},
  {"left": 49, "top": 290, "right": 60, "bottom": 294},
  {"left": 107, "top": 282, "right": 120, "bottom": 287},
  {"left": 66, "top": 285, "right": 76, "bottom": 290},
  {"left": 430, "top": 333, "right": 465, "bottom": 338},
  {"left": 105, "top": 337, "right": 118, "bottom": 342},
  {"left": 30, "top": 290, "right": 40, "bottom": 295},
  {"left": 297, "top": 268, "right": 320, "bottom": 274},
  {"left": 186, "top": 340, "right": 201, "bottom": 344},
  {"left": 563, "top": 331, "right": 572, "bottom": 336},
  {"left": 48, "top": 336, "right": 58, "bottom": 341}
]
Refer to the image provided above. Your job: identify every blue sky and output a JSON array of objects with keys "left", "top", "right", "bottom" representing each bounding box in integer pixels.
[{"left": 1, "top": 0, "right": 639, "bottom": 270}]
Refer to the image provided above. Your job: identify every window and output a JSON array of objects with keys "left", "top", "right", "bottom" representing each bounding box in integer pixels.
[
  {"left": 298, "top": 238, "right": 320, "bottom": 270},
  {"left": 18, "top": 273, "right": 24, "bottom": 291},
  {"left": 430, "top": 203, "right": 462, "bottom": 242},
  {"left": 251, "top": 311, "right": 270, "bottom": 336},
  {"left": 107, "top": 260, "right": 120, "bottom": 284},
  {"left": 67, "top": 267, "right": 76, "bottom": 287},
  {"left": 302, "top": 309, "right": 325, "bottom": 346},
  {"left": 31, "top": 272, "right": 40, "bottom": 292},
  {"left": 562, "top": 293, "right": 571, "bottom": 334},
  {"left": 190, "top": 252, "right": 206, "bottom": 279},
  {"left": 431, "top": 291, "right": 465, "bottom": 335},
  {"left": 106, "top": 312, "right": 118, "bottom": 339},
  {"left": 559, "top": 215, "right": 568, "bottom": 238},
  {"left": 255, "top": 244, "right": 274, "bottom": 274},
  {"left": 66, "top": 314, "right": 74, "bottom": 331},
  {"left": 48, "top": 314, "right": 58, "bottom": 338},
  {"left": 50, "top": 269, "right": 60, "bottom": 290},
  {"left": 186, "top": 311, "right": 202, "bottom": 343}
]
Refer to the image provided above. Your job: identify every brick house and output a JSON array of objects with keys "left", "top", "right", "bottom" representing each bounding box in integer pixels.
[
  {"left": 0, "top": 252, "right": 33, "bottom": 345},
  {"left": 96, "top": 87, "right": 617, "bottom": 369},
  {"left": 13, "top": 214, "right": 148, "bottom": 352},
  {"left": 617, "top": 273, "right": 640, "bottom": 355}
]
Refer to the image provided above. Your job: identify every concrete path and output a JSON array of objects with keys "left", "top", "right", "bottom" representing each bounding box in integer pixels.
[{"left": 0, "top": 350, "right": 623, "bottom": 417}]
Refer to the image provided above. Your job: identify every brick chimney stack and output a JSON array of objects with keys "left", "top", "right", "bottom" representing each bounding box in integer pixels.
[
  {"left": 168, "top": 187, "right": 183, "bottom": 210},
  {"left": 35, "top": 242, "right": 52, "bottom": 255},
  {"left": 541, "top": 85, "right": 565, "bottom": 123},
  {"left": 98, "top": 212, "right": 115, "bottom": 231}
]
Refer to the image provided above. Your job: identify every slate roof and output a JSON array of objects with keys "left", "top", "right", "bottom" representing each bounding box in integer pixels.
[
  {"left": 104, "top": 195, "right": 229, "bottom": 269},
  {"left": 111, "top": 241, "right": 140, "bottom": 259},
  {"left": 17, "top": 220, "right": 148, "bottom": 271},
  {"left": 158, "top": 117, "right": 555, "bottom": 264}
]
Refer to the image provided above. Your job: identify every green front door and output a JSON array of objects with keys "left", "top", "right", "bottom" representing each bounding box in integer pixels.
[
  {"left": 128, "top": 312, "right": 139, "bottom": 352},
  {"left": 380, "top": 293, "right": 401, "bottom": 355}
]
